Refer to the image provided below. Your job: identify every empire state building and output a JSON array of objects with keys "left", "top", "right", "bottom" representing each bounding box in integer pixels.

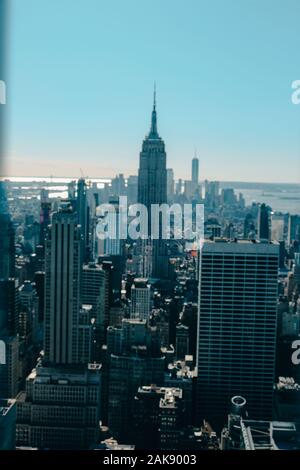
[{"left": 138, "top": 89, "right": 168, "bottom": 278}]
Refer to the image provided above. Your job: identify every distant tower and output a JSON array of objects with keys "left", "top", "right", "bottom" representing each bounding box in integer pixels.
[
  {"left": 258, "top": 203, "right": 270, "bottom": 240},
  {"left": 191, "top": 154, "right": 199, "bottom": 186},
  {"left": 44, "top": 204, "right": 82, "bottom": 365},
  {"left": 39, "top": 201, "right": 51, "bottom": 246},
  {"left": 0, "top": 182, "right": 15, "bottom": 280},
  {"left": 104, "top": 196, "right": 122, "bottom": 256},
  {"left": 0, "top": 213, "right": 15, "bottom": 280},
  {"left": 288, "top": 215, "right": 300, "bottom": 246},
  {"left": 243, "top": 213, "right": 254, "bottom": 239},
  {"left": 77, "top": 178, "right": 90, "bottom": 262},
  {"left": 137, "top": 87, "right": 168, "bottom": 278},
  {"left": 166, "top": 168, "right": 174, "bottom": 202}
]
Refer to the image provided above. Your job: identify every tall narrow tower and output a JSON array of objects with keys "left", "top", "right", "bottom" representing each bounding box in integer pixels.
[
  {"left": 44, "top": 203, "right": 81, "bottom": 365},
  {"left": 258, "top": 203, "right": 270, "bottom": 241},
  {"left": 191, "top": 154, "right": 199, "bottom": 186},
  {"left": 0, "top": 183, "right": 15, "bottom": 280},
  {"left": 137, "top": 88, "right": 168, "bottom": 278},
  {"left": 77, "top": 178, "right": 90, "bottom": 262}
]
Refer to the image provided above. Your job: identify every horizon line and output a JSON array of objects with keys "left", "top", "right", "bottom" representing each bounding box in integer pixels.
[{"left": 1, "top": 175, "right": 299, "bottom": 186}]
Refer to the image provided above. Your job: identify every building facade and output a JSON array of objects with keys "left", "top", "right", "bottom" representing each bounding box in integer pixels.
[
  {"left": 137, "top": 90, "right": 168, "bottom": 279},
  {"left": 196, "top": 239, "right": 279, "bottom": 429}
]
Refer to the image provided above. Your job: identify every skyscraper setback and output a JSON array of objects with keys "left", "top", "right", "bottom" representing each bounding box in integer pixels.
[{"left": 137, "top": 89, "right": 168, "bottom": 279}]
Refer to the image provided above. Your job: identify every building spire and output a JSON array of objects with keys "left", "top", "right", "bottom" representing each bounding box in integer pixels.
[{"left": 149, "top": 82, "right": 158, "bottom": 138}]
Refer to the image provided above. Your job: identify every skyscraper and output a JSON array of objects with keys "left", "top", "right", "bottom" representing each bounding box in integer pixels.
[
  {"left": 16, "top": 364, "right": 101, "bottom": 449},
  {"left": 166, "top": 168, "right": 174, "bottom": 202},
  {"left": 196, "top": 239, "right": 279, "bottom": 429},
  {"left": 0, "top": 278, "right": 19, "bottom": 337},
  {"left": 106, "top": 319, "right": 164, "bottom": 441},
  {"left": 0, "top": 213, "right": 15, "bottom": 280},
  {"left": 82, "top": 261, "right": 110, "bottom": 359},
  {"left": 132, "top": 386, "right": 183, "bottom": 450},
  {"left": 104, "top": 196, "right": 122, "bottom": 256},
  {"left": 288, "top": 214, "right": 300, "bottom": 246},
  {"left": 39, "top": 201, "right": 51, "bottom": 247},
  {"left": 77, "top": 178, "right": 90, "bottom": 263},
  {"left": 191, "top": 155, "right": 199, "bottom": 186},
  {"left": 258, "top": 203, "right": 270, "bottom": 240},
  {"left": 17, "top": 203, "right": 101, "bottom": 449},
  {"left": 137, "top": 88, "right": 168, "bottom": 279},
  {"left": 130, "top": 278, "right": 151, "bottom": 320},
  {"left": 0, "top": 183, "right": 19, "bottom": 400},
  {"left": 0, "top": 399, "right": 16, "bottom": 450},
  {"left": 44, "top": 204, "right": 82, "bottom": 366},
  {"left": 0, "top": 181, "right": 15, "bottom": 280},
  {"left": 271, "top": 212, "right": 285, "bottom": 242}
]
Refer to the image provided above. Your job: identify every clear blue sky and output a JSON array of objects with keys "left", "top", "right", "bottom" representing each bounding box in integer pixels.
[{"left": 5, "top": 0, "right": 300, "bottom": 182}]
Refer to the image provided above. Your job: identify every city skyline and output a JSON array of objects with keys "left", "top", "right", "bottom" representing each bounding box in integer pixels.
[
  {"left": 3, "top": 0, "right": 300, "bottom": 183},
  {"left": 1, "top": 0, "right": 300, "bottom": 455}
]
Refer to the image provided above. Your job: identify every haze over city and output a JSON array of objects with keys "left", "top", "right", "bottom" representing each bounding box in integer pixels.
[{"left": 4, "top": 0, "right": 300, "bottom": 183}]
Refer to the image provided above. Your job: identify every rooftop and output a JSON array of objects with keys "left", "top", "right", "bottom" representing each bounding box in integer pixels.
[
  {"left": 0, "top": 399, "right": 16, "bottom": 417},
  {"left": 202, "top": 238, "right": 279, "bottom": 255}
]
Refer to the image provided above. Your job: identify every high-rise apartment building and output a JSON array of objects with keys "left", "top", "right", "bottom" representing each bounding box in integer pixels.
[
  {"left": 132, "top": 386, "right": 183, "bottom": 450},
  {"left": 159, "top": 387, "right": 184, "bottom": 450},
  {"left": 104, "top": 196, "right": 122, "bottom": 256},
  {"left": 0, "top": 213, "right": 15, "bottom": 280},
  {"left": 0, "top": 278, "right": 19, "bottom": 337},
  {"left": 0, "top": 184, "right": 19, "bottom": 400},
  {"left": 0, "top": 334, "right": 19, "bottom": 398},
  {"left": 196, "top": 239, "right": 279, "bottom": 429},
  {"left": 16, "top": 365, "right": 101, "bottom": 449},
  {"left": 44, "top": 204, "right": 82, "bottom": 366},
  {"left": 82, "top": 262, "right": 108, "bottom": 323},
  {"left": 16, "top": 203, "right": 101, "bottom": 449},
  {"left": 19, "top": 280, "right": 39, "bottom": 343},
  {"left": 130, "top": 278, "right": 151, "bottom": 320},
  {"left": 106, "top": 319, "right": 164, "bottom": 441},
  {"left": 258, "top": 203, "right": 270, "bottom": 240},
  {"left": 166, "top": 168, "right": 174, "bottom": 202},
  {"left": 0, "top": 399, "right": 16, "bottom": 450},
  {"left": 271, "top": 212, "right": 285, "bottom": 242},
  {"left": 77, "top": 178, "right": 90, "bottom": 262},
  {"left": 82, "top": 261, "right": 111, "bottom": 359},
  {"left": 288, "top": 214, "right": 300, "bottom": 246}
]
